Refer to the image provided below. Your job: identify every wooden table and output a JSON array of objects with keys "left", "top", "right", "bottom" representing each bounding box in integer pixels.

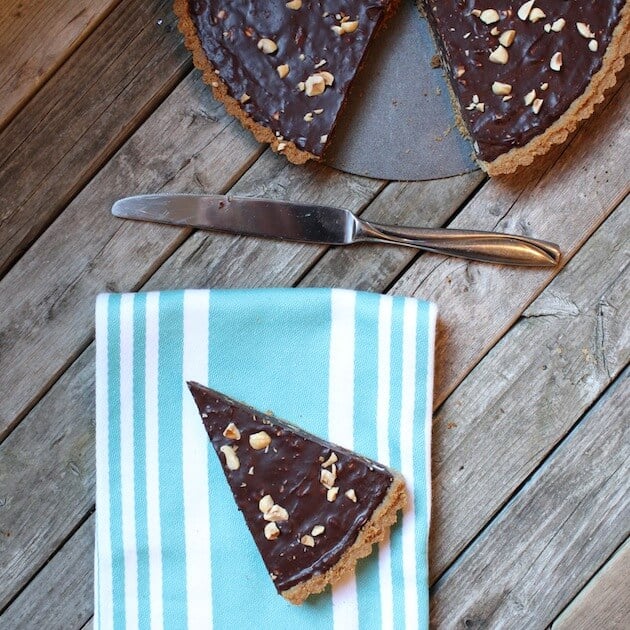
[{"left": 1, "top": 2, "right": 628, "bottom": 628}]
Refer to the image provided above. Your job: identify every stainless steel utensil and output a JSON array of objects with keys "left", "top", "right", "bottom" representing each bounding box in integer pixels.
[{"left": 112, "top": 194, "right": 561, "bottom": 267}]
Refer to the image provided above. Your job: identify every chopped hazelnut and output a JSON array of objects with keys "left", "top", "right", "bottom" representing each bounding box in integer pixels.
[
  {"left": 321, "top": 452, "right": 338, "bottom": 468},
  {"left": 342, "top": 20, "right": 359, "bottom": 33},
  {"left": 489, "top": 45, "right": 509, "bottom": 64},
  {"left": 576, "top": 22, "right": 595, "bottom": 38},
  {"left": 479, "top": 9, "right": 500, "bottom": 24},
  {"left": 264, "top": 522, "right": 280, "bottom": 540},
  {"left": 320, "top": 468, "right": 336, "bottom": 489},
  {"left": 304, "top": 74, "right": 326, "bottom": 96},
  {"left": 345, "top": 489, "right": 357, "bottom": 502},
  {"left": 219, "top": 445, "right": 240, "bottom": 470},
  {"left": 517, "top": 0, "right": 534, "bottom": 21},
  {"left": 311, "top": 525, "right": 325, "bottom": 536},
  {"left": 528, "top": 7, "right": 546, "bottom": 22},
  {"left": 492, "top": 81, "right": 512, "bottom": 96},
  {"left": 277, "top": 64, "right": 289, "bottom": 78},
  {"left": 285, "top": 0, "right": 302, "bottom": 8},
  {"left": 327, "top": 486, "right": 339, "bottom": 501},
  {"left": 301, "top": 534, "right": 315, "bottom": 547},
  {"left": 550, "top": 52, "right": 563, "bottom": 71},
  {"left": 499, "top": 30, "right": 515, "bottom": 47},
  {"left": 264, "top": 504, "right": 289, "bottom": 522},
  {"left": 259, "top": 494, "right": 274, "bottom": 514},
  {"left": 551, "top": 18, "right": 566, "bottom": 32},
  {"left": 249, "top": 431, "right": 272, "bottom": 450},
  {"left": 223, "top": 422, "right": 241, "bottom": 440},
  {"left": 317, "top": 71, "right": 334, "bottom": 86},
  {"left": 257, "top": 38, "right": 278, "bottom": 54}
]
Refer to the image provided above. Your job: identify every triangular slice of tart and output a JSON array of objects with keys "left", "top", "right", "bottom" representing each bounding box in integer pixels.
[
  {"left": 175, "top": 0, "right": 398, "bottom": 164},
  {"left": 419, "top": 0, "right": 629, "bottom": 175},
  {"left": 187, "top": 381, "right": 407, "bottom": 604}
]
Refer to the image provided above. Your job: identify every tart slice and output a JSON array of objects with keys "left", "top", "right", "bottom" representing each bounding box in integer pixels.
[
  {"left": 187, "top": 381, "right": 407, "bottom": 604},
  {"left": 419, "top": 0, "right": 629, "bottom": 175},
  {"left": 175, "top": 0, "right": 398, "bottom": 164}
]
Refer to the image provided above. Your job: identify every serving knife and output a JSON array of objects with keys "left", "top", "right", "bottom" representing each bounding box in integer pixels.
[{"left": 112, "top": 194, "right": 561, "bottom": 267}]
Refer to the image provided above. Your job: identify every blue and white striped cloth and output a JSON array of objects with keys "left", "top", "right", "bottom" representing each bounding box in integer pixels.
[{"left": 95, "top": 288, "right": 436, "bottom": 630}]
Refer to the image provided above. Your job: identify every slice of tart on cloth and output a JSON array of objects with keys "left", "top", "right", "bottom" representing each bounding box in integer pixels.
[
  {"left": 419, "top": 0, "right": 630, "bottom": 175},
  {"left": 174, "top": 0, "right": 398, "bottom": 165},
  {"left": 188, "top": 381, "right": 407, "bottom": 605}
]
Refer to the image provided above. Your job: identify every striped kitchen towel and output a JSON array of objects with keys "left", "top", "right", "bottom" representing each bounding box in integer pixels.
[{"left": 95, "top": 288, "right": 436, "bottom": 630}]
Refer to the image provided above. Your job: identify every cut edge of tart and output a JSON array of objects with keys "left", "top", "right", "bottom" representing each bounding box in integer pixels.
[
  {"left": 174, "top": 0, "right": 399, "bottom": 166},
  {"left": 187, "top": 381, "right": 407, "bottom": 605},
  {"left": 419, "top": 1, "right": 630, "bottom": 177},
  {"left": 282, "top": 471, "right": 406, "bottom": 604}
]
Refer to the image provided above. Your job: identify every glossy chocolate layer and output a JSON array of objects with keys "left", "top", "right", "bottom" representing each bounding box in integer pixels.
[
  {"left": 188, "top": 382, "right": 394, "bottom": 592},
  {"left": 187, "top": 0, "right": 390, "bottom": 156},
  {"left": 421, "top": 0, "right": 626, "bottom": 161}
]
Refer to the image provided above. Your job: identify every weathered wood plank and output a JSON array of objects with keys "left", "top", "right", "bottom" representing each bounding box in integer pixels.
[
  {"left": 1, "top": 515, "right": 94, "bottom": 628},
  {"left": 0, "top": 349, "right": 95, "bottom": 610},
  {"left": 0, "top": 0, "right": 120, "bottom": 130},
  {"left": 430, "top": 368, "right": 629, "bottom": 628},
  {"left": 0, "top": 0, "right": 190, "bottom": 276},
  {"left": 551, "top": 539, "right": 630, "bottom": 630},
  {"left": 393, "top": 79, "right": 630, "bottom": 407},
  {"left": 3, "top": 198, "right": 627, "bottom": 624},
  {"left": 429, "top": 196, "right": 629, "bottom": 581},
  {"left": 0, "top": 72, "right": 263, "bottom": 439}
]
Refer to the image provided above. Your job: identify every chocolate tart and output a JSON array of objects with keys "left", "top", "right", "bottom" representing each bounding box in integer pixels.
[
  {"left": 419, "top": 0, "right": 630, "bottom": 175},
  {"left": 187, "top": 382, "right": 407, "bottom": 605},
  {"left": 174, "top": 0, "right": 397, "bottom": 164}
]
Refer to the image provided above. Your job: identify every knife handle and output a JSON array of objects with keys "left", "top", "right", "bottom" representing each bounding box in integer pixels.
[{"left": 356, "top": 220, "right": 561, "bottom": 267}]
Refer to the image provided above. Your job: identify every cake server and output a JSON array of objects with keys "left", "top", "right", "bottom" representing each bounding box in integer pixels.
[{"left": 112, "top": 194, "right": 561, "bottom": 267}]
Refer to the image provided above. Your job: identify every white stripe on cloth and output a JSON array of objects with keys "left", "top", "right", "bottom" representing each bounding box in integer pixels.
[
  {"left": 120, "top": 294, "right": 139, "bottom": 630},
  {"left": 95, "top": 294, "right": 113, "bottom": 630},
  {"left": 328, "top": 289, "right": 359, "bottom": 630},
  {"left": 401, "top": 299, "right": 419, "bottom": 630},
  {"left": 424, "top": 303, "right": 437, "bottom": 532},
  {"left": 182, "top": 290, "right": 213, "bottom": 629},
  {"left": 145, "top": 292, "right": 164, "bottom": 630},
  {"left": 376, "top": 295, "right": 394, "bottom": 630}
]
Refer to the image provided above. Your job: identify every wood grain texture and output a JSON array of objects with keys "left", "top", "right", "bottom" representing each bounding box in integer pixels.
[
  {"left": 0, "top": 348, "right": 95, "bottom": 609},
  {"left": 430, "top": 368, "right": 629, "bottom": 628},
  {"left": 1, "top": 514, "right": 94, "bottom": 628},
  {"left": 428, "top": 195, "right": 630, "bottom": 582},
  {"left": 0, "top": 0, "right": 120, "bottom": 129},
  {"left": 0, "top": 72, "right": 263, "bottom": 439},
  {"left": 551, "top": 539, "right": 630, "bottom": 630},
  {"left": 393, "top": 79, "right": 630, "bottom": 407},
  {"left": 0, "top": 0, "right": 190, "bottom": 276}
]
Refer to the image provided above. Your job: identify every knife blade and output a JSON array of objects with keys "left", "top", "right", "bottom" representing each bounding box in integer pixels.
[{"left": 112, "top": 194, "right": 561, "bottom": 267}]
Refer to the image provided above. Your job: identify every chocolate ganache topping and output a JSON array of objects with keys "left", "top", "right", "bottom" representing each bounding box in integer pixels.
[
  {"left": 188, "top": 382, "right": 395, "bottom": 593},
  {"left": 185, "top": 0, "right": 392, "bottom": 157},
  {"left": 421, "top": 0, "right": 627, "bottom": 162}
]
